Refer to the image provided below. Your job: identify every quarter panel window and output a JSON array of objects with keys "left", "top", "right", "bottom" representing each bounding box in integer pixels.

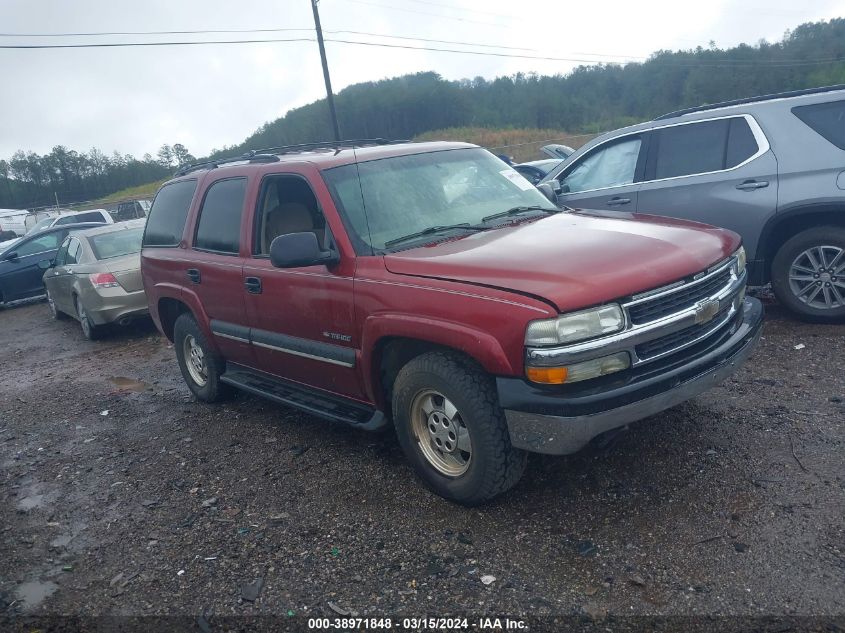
[
  {"left": 194, "top": 178, "right": 246, "bottom": 254},
  {"left": 726, "top": 117, "right": 759, "bottom": 168},
  {"left": 653, "top": 119, "right": 729, "bottom": 180},
  {"left": 54, "top": 238, "right": 71, "bottom": 266},
  {"left": 792, "top": 99, "right": 845, "bottom": 150},
  {"left": 66, "top": 239, "right": 81, "bottom": 264},
  {"left": 561, "top": 137, "right": 642, "bottom": 193},
  {"left": 143, "top": 180, "right": 198, "bottom": 247}
]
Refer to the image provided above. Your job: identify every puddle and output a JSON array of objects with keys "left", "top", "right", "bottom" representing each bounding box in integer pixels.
[
  {"left": 17, "top": 494, "right": 44, "bottom": 511},
  {"left": 108, "top": 377, "right": 149, "bottom": 392},
  {"left": 15, "top": 580, "right": 57, "bottom": 611},
  {"left": 50, "top": 533, "right": 72, "bottom": 548}
]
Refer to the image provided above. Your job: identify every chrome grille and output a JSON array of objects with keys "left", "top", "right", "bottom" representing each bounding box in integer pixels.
[
  {"left": 635, "top": 302, "right": 733, "bottom": 360},
  {"left": 628, "top": 267, "right": 732, "bottom": 325}
]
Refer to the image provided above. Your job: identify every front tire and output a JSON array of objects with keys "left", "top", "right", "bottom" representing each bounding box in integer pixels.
[
  {"left": 173, "top": 313, "right": 230, "bottom": 402},
  {"left": 771, "top": 226, "right": 845, "bottom": 322},
  {"left": 47, "top": 290, "right": 68, "bottom": 320},
  {"left": 392, "top": 351, "right": 527, "bottom": 505}
]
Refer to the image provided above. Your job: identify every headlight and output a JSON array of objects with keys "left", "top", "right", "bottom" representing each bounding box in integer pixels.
[
  {"left": 734, "top": 246, "right": 746, "bottom": 275},
  {"left": 525, "top": 304, "right": 625, "bottom": 346},
  {"left": 526, "top": 352, "right": 631, "bottom": 385}
]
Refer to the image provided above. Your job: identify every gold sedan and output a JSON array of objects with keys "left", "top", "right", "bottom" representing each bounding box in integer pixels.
[{"left": 41, "top": 220, "right": 148, "bottom": 340}]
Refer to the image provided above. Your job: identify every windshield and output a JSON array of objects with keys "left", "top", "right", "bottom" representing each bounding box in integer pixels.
[
  {"left": 322, "top": 148, "right": 556, "bottom": 251},
  {"left": 89, "top": 227, "right": 144, "bottom": 260}
]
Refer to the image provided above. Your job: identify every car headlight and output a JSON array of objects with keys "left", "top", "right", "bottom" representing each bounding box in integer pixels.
[
  {"left": 734, "top": 246, "right": 746, "bottom": 275},
  {"left": 525, "top": 304, "right": 625, "bottom": 347}
]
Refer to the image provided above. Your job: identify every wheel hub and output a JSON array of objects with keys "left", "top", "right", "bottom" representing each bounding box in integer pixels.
[
  {"left": 184, "top": 335, "right": 208, "bottom": 386},
  {"left": 426, "top": 410, "right": 460, "bottom": 454},
  {"left": 788, "top": 245, "right": 845, "bottom": 310}
]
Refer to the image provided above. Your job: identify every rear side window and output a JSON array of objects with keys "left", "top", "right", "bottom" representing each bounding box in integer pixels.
[
  {"left": 653, "top": 119, "right": 729, "bottom": 179},
  {"left": 143, "top": 180, "right": 197, "bottom": 247},
  {"left": 73, "top": 211, "right": 105, "bottom": 223},
  {"left": 66, "top": 238, "right": 81, "bottom": 264},
  {"left": 725, "top": 117, "right": 759, "bottom": 168},
  {"left": 792, "top": 100, "right": 845, "bottom": 150},
  {"left": 194, "top": 178, "right": 246, "bottom": 254}
]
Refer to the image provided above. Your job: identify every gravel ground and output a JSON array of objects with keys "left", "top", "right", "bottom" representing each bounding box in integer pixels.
[{"left": 0, "top": 293, "right": 843, "bottom": 631}]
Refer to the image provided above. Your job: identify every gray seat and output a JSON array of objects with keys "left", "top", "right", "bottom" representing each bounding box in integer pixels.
[{"left": 263, "top": 203, "right": 324, "bottom": 253}]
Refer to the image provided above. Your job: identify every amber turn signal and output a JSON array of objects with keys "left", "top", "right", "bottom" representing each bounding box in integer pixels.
[{"left": 525, "top": 366, "right": 569, "bottom": 384}]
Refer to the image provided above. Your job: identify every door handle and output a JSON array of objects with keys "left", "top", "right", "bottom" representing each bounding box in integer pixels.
[
  {"left": 735, "top": 180, "right": 769, "bottom": 191},
  {"left": 606, "top": 197, "right": 631, "bottom": 206},
  {"left": 186, "top": 268, "right": 201, "bottom": 284},
  {"left": 244, "top": 276, "right": 262, "bottom": 294}
]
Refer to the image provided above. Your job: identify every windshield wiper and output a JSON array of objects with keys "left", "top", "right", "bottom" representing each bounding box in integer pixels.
[
  {"left": 481, "top": 205, "right": 558, "bottom": 223},
  {"left": 384, "top": 223, "right": 486, "bottom": 248}
]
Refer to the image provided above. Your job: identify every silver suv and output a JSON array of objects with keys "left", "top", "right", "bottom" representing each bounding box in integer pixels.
[{"left": 543, "top": 85, "right": 845, "bottom": 322}]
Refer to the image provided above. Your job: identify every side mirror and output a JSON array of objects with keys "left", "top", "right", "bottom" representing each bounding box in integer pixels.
[
  {"left": 269, "top": 232, "right": 339, "bottom": 268},
  {"left": 3, "top": 251, "right": 18, "bottom": 262},
  {"left": 559, "top": 182, "right": 570, "bottom": 194},
  {"left": 37, "top": 258, "right": 54, "bottom": 270},
  {"left": 536, "top": 183, "right": 558, "bottom": 204}
]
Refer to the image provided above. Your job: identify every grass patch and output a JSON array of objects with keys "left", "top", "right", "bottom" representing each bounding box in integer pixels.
[{"left": 413, "top": 127, "right": 597, "bottom": 162}]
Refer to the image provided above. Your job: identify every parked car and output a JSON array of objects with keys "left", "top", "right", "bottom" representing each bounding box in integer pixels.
[
  {"left": 513, "top": 144, "right": 576, "bottom": 185},
  {"left": 0, "top": 208, "right": 31, "bottom": 239},
  {"left": 141, "top": 140, "right": 762, "bottom": 504},
  {"left": 42, "top": 220, "right": 148, "bottom": 340},
  {"left": 112, "top": 199, "right": 151, "bottom": 222},
  {"left": 26, "top": 208, "right": 113, "bottom": 235},
  {"left": 542, "top": 84, "right": 845, "bottom": 322},
  {"left": 0, "top": 223, "right": 106, "bottom": 306}
]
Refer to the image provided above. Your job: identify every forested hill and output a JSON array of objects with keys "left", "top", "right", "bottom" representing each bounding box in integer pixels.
[{"left": 219, "top": 18, "right": 845, "bottom": 156}]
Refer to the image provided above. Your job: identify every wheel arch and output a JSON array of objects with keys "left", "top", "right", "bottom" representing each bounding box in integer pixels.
[{"left": 759, "top": 203, "right": 845, "bottom": 283}]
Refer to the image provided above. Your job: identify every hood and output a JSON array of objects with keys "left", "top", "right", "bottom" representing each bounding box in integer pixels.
[{"left": 383, "top": 211, "right": 741, "bottom": 313}]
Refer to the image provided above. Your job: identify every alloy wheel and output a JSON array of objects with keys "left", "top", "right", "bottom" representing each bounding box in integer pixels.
[
  {"left": 788, "top": 245, "right": 845, "bottom": 310},
  {"left": 410, "top": 389, "right": 472, "bottom": 477},
  {"left": 183, "top": 334, "right": 208, "bottom": 387}
]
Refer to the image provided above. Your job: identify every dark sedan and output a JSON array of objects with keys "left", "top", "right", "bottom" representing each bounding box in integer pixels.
[{"left": 0, "top": 223, "right": 105, "bottom": 307}]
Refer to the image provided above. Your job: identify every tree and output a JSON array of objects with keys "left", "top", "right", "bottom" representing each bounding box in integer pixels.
[
  {"left": 157, "top": 144, "right": 174, "bottom": 168},
  {"left": 171, "top": 144, "right": 195, "bottom": 167}
]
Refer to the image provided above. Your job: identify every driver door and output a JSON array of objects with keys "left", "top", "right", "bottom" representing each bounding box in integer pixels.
[{"left": 555, "top": 134, "right": 646, "bottom": 212}]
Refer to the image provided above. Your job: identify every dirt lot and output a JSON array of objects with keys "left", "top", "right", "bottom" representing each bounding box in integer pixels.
[{"left": 1, "top": 294, "right": 843, "bottom": 631}]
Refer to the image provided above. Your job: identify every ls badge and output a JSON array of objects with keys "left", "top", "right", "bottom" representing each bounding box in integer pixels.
[{"left": 694, "top": 298, "right": 720, "bottom": 324}]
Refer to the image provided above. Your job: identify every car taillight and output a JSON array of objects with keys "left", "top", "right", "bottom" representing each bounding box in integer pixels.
[{"left": 90, "top": 272, "right": 120, "bottom": 288}]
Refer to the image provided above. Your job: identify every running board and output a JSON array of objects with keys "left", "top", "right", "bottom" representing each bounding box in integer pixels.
[{"left": 220, "top": 363, "right": 386, "bottom": 431}]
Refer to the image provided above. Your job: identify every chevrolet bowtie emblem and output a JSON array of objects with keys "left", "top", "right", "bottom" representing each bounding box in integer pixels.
[{"left": 694, "top": 298, "right": 720, "bottom": 324}]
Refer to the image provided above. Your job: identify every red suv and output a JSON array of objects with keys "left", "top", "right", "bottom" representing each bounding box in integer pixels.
[{"left": 141, "top": 140, "right": 763, "bottom": 504}]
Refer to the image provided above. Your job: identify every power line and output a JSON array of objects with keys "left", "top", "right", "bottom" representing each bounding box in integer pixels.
[
  {"left": 0, "top": 35, "right": 843, "bottom": 69},
  {"left": 339, "top": 0, "right": 511, "bottom": 27}
]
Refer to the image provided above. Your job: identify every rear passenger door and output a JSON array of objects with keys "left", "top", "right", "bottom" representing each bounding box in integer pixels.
[
  {"left": 636, "top": 115, "right": 778, "bottom": 262},
  {"left": 183, "top": 176, "right": 254, "bottom": 366},
  {"left": 555, "top": 134, "right": 645, "bottom": 211}
]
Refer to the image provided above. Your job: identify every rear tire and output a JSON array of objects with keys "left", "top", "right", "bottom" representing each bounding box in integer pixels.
[
  {"left": 173, "top": 313, "right": 230, "bottom": 402},
  {"left": 392, "top": 351, "right": 527, "bottom": 505},
  {"left": 771, "top": 226, "right": 845, "bottom": 322},
  {"left": 75, "top": 296, "right": 100, "bottom": 340}
]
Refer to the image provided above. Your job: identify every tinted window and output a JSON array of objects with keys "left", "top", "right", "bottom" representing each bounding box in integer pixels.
[
  {"left": 17, "top": 231, "right": 62, "bottom": 256},
  {"left": 73, "top": 211, "right": 105, "bottom": 223},
  {"left": 561, "top": 136, "right": 642, "bottom": 193},
  {"left": 143, "top": 180, "right": 197, "bottom": 247},
  {"left": 726, "top": 117, "right": 759, "bottom": 168},
  {"left": 654, "top": 119, "right": 729, "bottom": 179},
  {"left": 194, "top": 178, "right": 246, "bottom": 254},
  {"left": 90, "top": 228, "right": 144, "bottom": 260},
  {"left": 793, "top": 100, "right": 845, "bottom": 150}
]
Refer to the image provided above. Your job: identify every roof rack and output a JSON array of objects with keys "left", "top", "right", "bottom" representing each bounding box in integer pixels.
[
  {"left": 172, "top": 138, "right": 410, "bottom": 177},
  {"left": 654, "top": 83, "right": 845, "bottom": 121}
]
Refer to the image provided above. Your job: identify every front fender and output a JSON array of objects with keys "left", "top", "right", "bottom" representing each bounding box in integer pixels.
[{"left": 360, "top": 313, "right": 516, "bottom": 403}]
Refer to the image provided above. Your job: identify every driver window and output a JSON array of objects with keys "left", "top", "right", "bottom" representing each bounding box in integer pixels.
[
  {"left": 561, "top": 136, "right": 642, "bottom": 194},
  {"left": 255, "top": 176, "right": 326, "bottom": 255}
]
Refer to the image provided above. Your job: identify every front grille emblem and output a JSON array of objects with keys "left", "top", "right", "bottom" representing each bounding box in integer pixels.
[{"left": 694, "top": 298, "right": 720, "bottom": 324}]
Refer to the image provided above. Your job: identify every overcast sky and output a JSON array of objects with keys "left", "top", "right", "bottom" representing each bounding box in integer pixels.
[{"left": 1, "top": 0, "right": 843, "bottom": 160}]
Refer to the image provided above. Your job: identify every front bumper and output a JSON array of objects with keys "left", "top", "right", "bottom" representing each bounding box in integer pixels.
[{"left": 498, "top": 297, "right": 763, "bottom": 455}]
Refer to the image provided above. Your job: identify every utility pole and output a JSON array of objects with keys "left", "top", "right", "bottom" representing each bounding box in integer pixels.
[{"left": 311, "top": 0, "right": 341, "bottom": 143}]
